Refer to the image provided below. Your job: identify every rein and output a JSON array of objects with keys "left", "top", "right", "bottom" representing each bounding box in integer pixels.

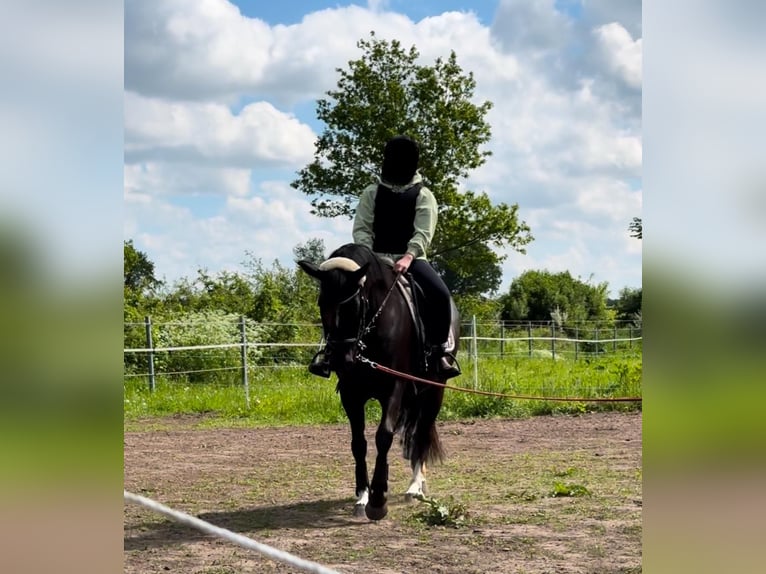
[{"left": 356, "top": 270, "right": 401, "bottom": 351}]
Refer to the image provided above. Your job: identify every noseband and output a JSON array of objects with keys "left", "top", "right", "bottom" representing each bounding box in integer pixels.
[
  {"left": 323, "top": 286, "right": 369, "bottom": 357},
  {"left": 323, "top": 272, "right": 401, "bottom": 361}
]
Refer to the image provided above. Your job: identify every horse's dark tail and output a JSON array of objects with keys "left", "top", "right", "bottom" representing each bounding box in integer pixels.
[{"left": 398, "top": 386, "right": 446, "bottom": 466}]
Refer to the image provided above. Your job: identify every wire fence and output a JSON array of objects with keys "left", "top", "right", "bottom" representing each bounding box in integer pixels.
[{"left": 124, "top": 315, "right": 642, "bottom": 394}]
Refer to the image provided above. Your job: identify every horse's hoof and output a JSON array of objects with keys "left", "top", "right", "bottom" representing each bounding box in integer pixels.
[
  {"left": 353, "top": 504, "right": 366, "bottom": 518},
  {"left": 365, "top": 503, "right": 388, "bottom": 521}
]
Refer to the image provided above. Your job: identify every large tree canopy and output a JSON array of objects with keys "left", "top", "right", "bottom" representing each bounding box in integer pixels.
[
  {"left": 500, "top": 269, "right": 610, "bottom": 325},
  {"left": 291, "top": 33, "right": 532, "bottom": 296}
]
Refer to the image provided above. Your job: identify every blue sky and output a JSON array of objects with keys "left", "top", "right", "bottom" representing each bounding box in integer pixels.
[{"left": 124, "top": 0, "right": 643, "bottom": 297}]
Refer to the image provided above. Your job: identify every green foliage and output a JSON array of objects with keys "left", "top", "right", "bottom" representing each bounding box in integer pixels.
[
  {"left": 430, "top": 188, "right": 532, "bottom": 295},
  {"left": 292, "top": 33, "right": 493, "bottom": 216},
  {"left": 500, "top": 269, "right": 609, "bottom": 324},
  {"left": 293, "top": 238, "right": 327, "bottom": 266},
  {"left": 615, "top": 286, "right": 642, "bottom": 323},
  {"left": 124, "top": 240, "right": 163, "bottom": 322},
  {"left": 124, "top": 240, "right": 160, "bottom": 294},
  {"left": 410, "top": 494, "right": 468, "bottom": 528},
  {"left": 291, "top": 32, "right": 532, "bottom": 297},
  {"left": 243, "top": 254, "right": 321, "bottom": 362},
  {"left": 132, "top": 241, "right": 324, "bottom": 368},
  {"left": 549, "top": 482, "right": 591, "bottom": 497},
  {"left": 142, "top": 311, "right": 264, "bottom": 383},
  {"left": 453, "top": 294, "right": 501, "bottom": 323}
]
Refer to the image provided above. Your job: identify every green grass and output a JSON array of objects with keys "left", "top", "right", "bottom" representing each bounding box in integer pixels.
[{"left": 124, "top": 352, "right": 641, "bottom": 427}]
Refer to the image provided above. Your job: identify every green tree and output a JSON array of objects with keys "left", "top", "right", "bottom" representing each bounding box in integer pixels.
[
  {"left": 500, "top": 270, "right": 609, "bottom": 325},
  {"left": 292, "top": 238, "right": 326, "bottom": 265},
  {"left": 244, "top": 250, "right": 322, "bottom": 363},
  {"left": 124, "top": 240, "right": 160, "bottom": 296},
  {"left": 124, "top": 240, "right": 163, "bottom": 373},
  {"left": 615, "top": 286, "right": 642, "bottom": 322},
  {"left": 629, "top": 217, "right": 642, "bottom": 239},
  {"left": 158, "top": 269, "right": 254, "bottom": 317},
  {"left": 291, "top": 32, "right": 532, "bottom": 296}
]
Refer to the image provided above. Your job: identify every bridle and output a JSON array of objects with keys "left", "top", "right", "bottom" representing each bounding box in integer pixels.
[
  {"left": 322, "top": 271, "right": 401, "bottom": 362},
  {"left": 322, "top": 285, "right": 369, "bottom": 354}
]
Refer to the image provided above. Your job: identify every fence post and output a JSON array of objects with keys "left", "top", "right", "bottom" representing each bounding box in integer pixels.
[
  {"left": 629, "top": 326, "right": 633, "bottom": 349},
  {"left": 471, "top": 315, "right": 478, "bottom": 390},
  {"left": 145, "top": 316, "right": 155, "bottom": 392},
  {"left": 574, "top": 326, "right": 579, "bottom": 360},
  {"left": 500, "top": 322, "right": 504, "bottom": 358},
  {"left": 613, "top": 324, "right": 618, "bottom": 353},
  {"left": 595, "top": 327, "right": 600, "bottom": 355},
  {"left": 527, "top": 322, "right": 532, "bottom": 357},
  {"left": 551, "top": 323, "right": 556, "bottom": 360},
  {"left": 240, "top": 316, "right": 250, "bottom": 409}
]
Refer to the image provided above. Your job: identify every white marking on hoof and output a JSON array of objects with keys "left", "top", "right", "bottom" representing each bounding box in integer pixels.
[
  {"left": 353, "top": 488, "right": 369, "bottom": 516},
  {"left": 405, "top": 461, "right": 426, "bottom": 500}
]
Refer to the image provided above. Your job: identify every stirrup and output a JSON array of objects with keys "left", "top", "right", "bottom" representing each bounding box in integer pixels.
[
  {"left": 429, "top": 345, "right": 461, "bottom": 379},
  {"left": 437, "top": 351, "right": 461, "bottom": 379},
  {"left": 308, "top": 350, "right": 331, "bottom": 378}
]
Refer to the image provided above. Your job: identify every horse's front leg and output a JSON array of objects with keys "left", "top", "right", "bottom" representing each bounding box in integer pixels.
[
  {"left": 366, "top": 420, "right": 394, "bottom": 521},
  {"left": 341, "top": 390, "right": 369, "bottom": 517}
]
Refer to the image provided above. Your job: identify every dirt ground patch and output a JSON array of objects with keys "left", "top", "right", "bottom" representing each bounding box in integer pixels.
[{"left": 124, "top": 412, "right": 642, "bottom": 573}]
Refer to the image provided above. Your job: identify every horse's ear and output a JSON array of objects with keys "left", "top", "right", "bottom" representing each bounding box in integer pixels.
[
  {"left": 351, "top": 262, "right": 370, "bottom": 286},
  {"left": 297, "top": 260, "right": 324, "bottom": 281}
]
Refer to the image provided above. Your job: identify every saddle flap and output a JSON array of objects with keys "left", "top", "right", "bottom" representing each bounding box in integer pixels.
[{"left": 379, "top": 257, "right": 457, "bottom": 350}]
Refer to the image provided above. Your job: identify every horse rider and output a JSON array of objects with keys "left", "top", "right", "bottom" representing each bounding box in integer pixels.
[{"left": 309, "top": 135, "right": 461, "bottom": 379}]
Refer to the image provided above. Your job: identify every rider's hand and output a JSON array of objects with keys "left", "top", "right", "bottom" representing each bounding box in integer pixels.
[{"left": 393, "top": 253, "right": 414, "bottom": 274}]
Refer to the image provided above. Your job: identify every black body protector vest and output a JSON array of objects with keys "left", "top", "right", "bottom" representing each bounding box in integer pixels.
[{"left": 372, "top": 183, "right": 423, "bottom": 254}]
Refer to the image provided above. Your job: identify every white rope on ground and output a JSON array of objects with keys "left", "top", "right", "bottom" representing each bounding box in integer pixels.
[{"left": 124, "top": 491, "right": 343, "bottom": 574}]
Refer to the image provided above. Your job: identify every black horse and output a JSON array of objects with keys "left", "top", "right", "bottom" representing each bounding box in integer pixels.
[{"left": 298, "top": 243, "right": 459, "bottom": 520}]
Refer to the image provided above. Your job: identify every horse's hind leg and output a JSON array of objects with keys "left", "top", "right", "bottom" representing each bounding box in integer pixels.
[
  {"left": 341, "top": 391, "right": 369, "bottom": 517},
  {"left": 405, "top": 460, "right": 427, "bottom": 501},
  {"left": 404, "top": 387, "right": 445, "bottom": 501}
]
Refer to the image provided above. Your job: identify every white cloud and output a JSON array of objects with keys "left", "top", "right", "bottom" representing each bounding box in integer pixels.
[
  {"left": 126, "top": 0, "right": 514, "bottom": 104},
  {"left": 125, "top": 93, "right": 316, "bottom": 168},
  {"left": 574, "top": 179, "right": 642, "bottom": 223},
  {"left": 125, "top": 180, "right": 353, "bottom": 284},
  {"left": 125, "top": 163, "right": 251, "bottom": 197},
  {"left": 582, "top": 0, "right": 642, "bottom": 39},
  {"left": 123, "top": 0, "right": 642, "bottom": 296},
  {"left": 594, "top": 23, "right": 642, "bottom": 89},
  {"left": 491, "top": 0, "right": 571, "bottom": 54}
]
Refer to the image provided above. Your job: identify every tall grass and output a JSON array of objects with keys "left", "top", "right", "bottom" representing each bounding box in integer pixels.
[{"left": 124, "top": 352, "right": 641, "bottom": 428}]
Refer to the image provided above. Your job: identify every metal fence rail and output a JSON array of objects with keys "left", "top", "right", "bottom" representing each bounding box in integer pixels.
[{"left": 124, "top": 315, "right": 642, "bottom": 392}]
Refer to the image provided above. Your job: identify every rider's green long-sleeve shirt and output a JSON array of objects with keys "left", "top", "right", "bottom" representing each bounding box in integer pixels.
[{"left": 352, "top": 172, "right": 438, "bottom": 261}]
